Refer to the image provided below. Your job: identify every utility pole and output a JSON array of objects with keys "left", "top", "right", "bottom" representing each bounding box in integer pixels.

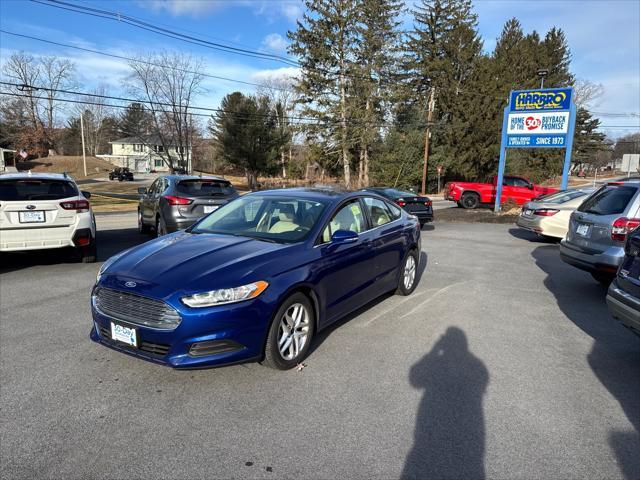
[
  {"left": 421, "top": 87, "right": 436, "bottom": 196},
  {"left": 80, "top": 111, "right": 87, "bottom": 177}
]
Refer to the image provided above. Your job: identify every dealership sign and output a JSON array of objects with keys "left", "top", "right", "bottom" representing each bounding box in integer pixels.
[
  {"left": 506, "top": 88, "right": 573, "bottom": 149},
  {"left": 494, "top": 87, "right": 576, "bottom": 212}
]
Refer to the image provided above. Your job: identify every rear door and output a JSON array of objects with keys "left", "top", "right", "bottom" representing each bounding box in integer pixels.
[
  {"left": 617, "top": 232, "right": 640, "bottom": 297},
  {"left": 0, "top": 178, "right": 81, "bottom": 231},
  {"left": 174, "top": 179, "right": 237, "bottom": 220},
  {"left": 141, "top": 179, "right": 159, "bottom": 224},
  {"left": 566, "top": 184, "right": 640, "bottom": 253}
]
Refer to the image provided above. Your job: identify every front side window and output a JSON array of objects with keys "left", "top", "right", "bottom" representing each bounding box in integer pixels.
[
  {"left": 0, "top": 179, "right": 78, "bottom": 200},
  {"left": 320, "top": 201, "right": 367, "bottom": 243},
  {"left": 363, "top": 197, "right": 393, "bottom": 227},
  {"left": 192, "top": 196, "right": 327, "bottom": 244}
]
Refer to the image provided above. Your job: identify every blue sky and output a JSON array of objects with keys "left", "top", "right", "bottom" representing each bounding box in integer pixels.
[{"left": 0, "top": 0, "right": 638, "bottom": 138}]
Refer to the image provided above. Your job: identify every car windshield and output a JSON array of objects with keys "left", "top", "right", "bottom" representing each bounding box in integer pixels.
[
  {"left": 0, "top": 179, "right": 78, "bottom": 201},
  {"left": 191, "top": 195, "right": 328, "bottom": 243},
  {"left": 577, "top": 185, "right": 637, "bottom": 215},
  {"left": 539, "top": 190, "right": 591, "bottom": 204},
  {"left": 176, "top": 179, "right": 236, "bottom": 197}
]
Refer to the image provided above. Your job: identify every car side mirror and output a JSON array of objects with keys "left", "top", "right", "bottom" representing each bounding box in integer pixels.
[
  {"left": 81, "top": 190, "right": 91, "bottom": 199},
  {"left": 331, "top": 229, "right": 359, "bottom": 245},
  {"left": 138, "top": 187, "right": 148, "bottom": 195}
]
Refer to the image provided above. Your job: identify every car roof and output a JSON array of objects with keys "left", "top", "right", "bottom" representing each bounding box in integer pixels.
[
  {"left": 164, "top": 174, "right": 227, "bottom": 182},
  {"left": 0, "top": 171, "right": 76, "bottom": 182},
  {"left": 247, "top": 187, "right": 372, "bottom": 202}
]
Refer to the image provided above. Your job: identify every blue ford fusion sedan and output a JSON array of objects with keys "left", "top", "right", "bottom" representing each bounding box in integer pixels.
[{"left": 90, "top": 188, "right": 422, "bottom": 369}]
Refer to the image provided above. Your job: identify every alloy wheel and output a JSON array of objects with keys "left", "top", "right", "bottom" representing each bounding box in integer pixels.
[
  {"left": 404, "top": 254, "right": 416, "bottom": 290},
  {"left": 277, "top": 302, "right": 310, "bottom": 361}
]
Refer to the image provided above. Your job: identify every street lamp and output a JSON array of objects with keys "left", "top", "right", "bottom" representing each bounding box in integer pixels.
[{"left": 537, "top": 68, "right": 549, "bottom": 89}]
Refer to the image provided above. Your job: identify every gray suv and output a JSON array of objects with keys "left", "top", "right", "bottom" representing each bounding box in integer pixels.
[
  {"left": 560, "top": 180, "right": 640, "bottom": 284},
  {"left": 138, "top": 175, "right": 238, "bottom": 236}
]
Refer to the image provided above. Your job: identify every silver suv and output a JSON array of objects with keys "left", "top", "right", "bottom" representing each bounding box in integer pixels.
[
  {"left": 138, "top": 175, "right": 238, "bottom": 236},
  {"left": 560, "top": 181, "right": 640, "bottom": 284}
]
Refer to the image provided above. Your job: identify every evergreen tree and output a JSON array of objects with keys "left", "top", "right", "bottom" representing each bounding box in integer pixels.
[
  {"left": 209, "top": 92, "right": 284, "bottom": 190},
  {"left": 351, "top": 0, "right": 403, "bottom": 187},
  {"left": 572, "top": 108, "right": 607, "bottom": 166},
  {"left": 118, "top": 102, "right": 152, "bottom": 139},
  {"left": 288, "top": 0, "right": 359, "bottom": 186}
]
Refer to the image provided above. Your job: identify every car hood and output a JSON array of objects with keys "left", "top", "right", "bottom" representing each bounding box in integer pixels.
[{"left": 101, "top": 232, "right": 298, "bottom": 297}]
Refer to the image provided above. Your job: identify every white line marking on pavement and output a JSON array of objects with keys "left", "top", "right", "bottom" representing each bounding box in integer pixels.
[{"left": 399, "top": 280, "right": 470, "bottom": 319}]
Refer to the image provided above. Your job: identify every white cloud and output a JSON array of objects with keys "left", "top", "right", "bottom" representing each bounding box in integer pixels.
[
  {"left": 252, "top": 66, "right": 300, "bottom": 83},
  {"left": 261, "top": 33, "right": 288, "bottom": 53},
  {"left": 140, "top": 0, "right": 224, "bottom": 17},
  {"left": 280, "top": 3, "right": 303, "bottom": 23}
]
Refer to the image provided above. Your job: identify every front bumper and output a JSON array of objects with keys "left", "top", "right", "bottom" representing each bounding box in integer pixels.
[
  {"left": 559, "top": 241, "right": 624, "bottom": 274},
  {"left": 90, "top": 290, "right": 271, "bottom": 368},
  {"left": 606, "top": 280, "right": 640, "bottom": 335}
]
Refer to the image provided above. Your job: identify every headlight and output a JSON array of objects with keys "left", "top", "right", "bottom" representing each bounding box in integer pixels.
[{"left": 181, "top": 281, "right": 269, "bottom": 308}]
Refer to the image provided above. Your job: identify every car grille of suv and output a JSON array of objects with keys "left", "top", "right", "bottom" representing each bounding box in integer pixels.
[
  {"left": 93, "top": 287, "right": 181, "bottom": 330},
  {"left": 97, "top": 324, "right": 170, "bottom": 356}
]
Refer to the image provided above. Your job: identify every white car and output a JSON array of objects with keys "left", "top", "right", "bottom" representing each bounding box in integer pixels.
[{"left": 0, "top": 172, "right": 97, "bottom": 262}]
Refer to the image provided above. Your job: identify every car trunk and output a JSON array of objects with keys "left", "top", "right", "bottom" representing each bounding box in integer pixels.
[
  {"left": 397, "top": 196, "right": 432, "bottom": 214},
  {"left": 175, "top": 179, "right": 236, "bottom": 219},
  {"left": 565, "top": 185, "right": 640, "bottom": 254},
  {"left": 0, "top": 179, "right": 80, "bottom": 230},
  {"left": 618, "top": 232, "right": 640, "bottom": 298}
]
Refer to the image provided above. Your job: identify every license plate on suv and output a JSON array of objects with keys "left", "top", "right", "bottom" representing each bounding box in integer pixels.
[
  {"left": 203, "top": 205, "right": 218, "bottom": 214},
  {"left": 576, "top": 223, "right": 590, "bottom": 237},
  {"left": 111, "top": 322, "right": 138, "bottom": 347},
  {"left": 18, "top": 211, "right": 45, "bottom": 223}
]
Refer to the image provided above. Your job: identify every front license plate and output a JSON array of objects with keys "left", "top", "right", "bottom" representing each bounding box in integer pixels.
[
  {"left": 576, "top": 224, "right": 590, "bottom": 237},
  {"left": 203, "top": 205, "right": 218, "bottom": 214},
  {"left": 111, "top": 322, "right": 138, "bottom": 347},
  {"left": 18, "top": 211, "right": 45, "bottom": 223}
]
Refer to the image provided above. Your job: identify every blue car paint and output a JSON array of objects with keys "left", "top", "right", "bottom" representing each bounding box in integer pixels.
[{"left": 90, "top": 189, "right": 421, "bottom": 368}]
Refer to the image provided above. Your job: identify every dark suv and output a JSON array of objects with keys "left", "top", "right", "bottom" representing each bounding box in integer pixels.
[
  {"left": 109, "top": 167, "right": 134, "bottom": 182},
  {"left": 606, "top": 228, "right": 640, "bottom": 336},
  {"left": 560, "top": 181, "right": 640, "bottom": 284},
  {"left": 138, "top": 175, "right": 238, "bottom": 236}
]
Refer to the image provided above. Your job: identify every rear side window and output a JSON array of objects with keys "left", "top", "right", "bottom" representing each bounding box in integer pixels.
[
  {"left": 0, "top": 179, "right": 78, "bottom": 201},
  {"left": 540, "top": 190, "right": 589, "bottom": 204},
  {"left": 363, "top": 197, "right": 393, "bottom": 227},
  {"left": 578, "top": 186, "right": 637, "bottom": 215},
  {"left": 176, "top": 180, "right": 235, "bottom": 196}
]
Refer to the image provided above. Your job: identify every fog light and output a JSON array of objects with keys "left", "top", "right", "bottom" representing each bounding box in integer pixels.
[{"left": 188, "top": 340, "right": 244, "bottom": 357}]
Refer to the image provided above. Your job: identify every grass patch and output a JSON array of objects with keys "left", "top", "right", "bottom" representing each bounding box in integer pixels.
[
  {"left": 90, "top": 194, "right": 138, "bottom": 213},
  {"left": 435, "top": 206, "right": 519, "bottom": 224}
]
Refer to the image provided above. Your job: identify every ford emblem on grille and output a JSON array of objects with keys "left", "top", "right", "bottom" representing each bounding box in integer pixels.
[
  {"left": 124, "top": 281, "right": 137, "bottom": 288},
  {"left": 26, "top": 205, "right": 36, "bottom": 210}
]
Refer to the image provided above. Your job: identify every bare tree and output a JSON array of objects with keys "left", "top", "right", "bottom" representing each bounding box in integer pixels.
[
  {"left": 573, "top": 79, "right": 604, "bottom": 109},
  {"left": 75, "top": 84, "right": 113, "bottom": 156},
  {"left": 2, "top": 52, "right": 76, "bottom": 155},
  {"left": 257, "top": 76, "right": 299, "bottom": 178},
  {"left": 128, "top": 52, "right": 205, "bottom": 172}
]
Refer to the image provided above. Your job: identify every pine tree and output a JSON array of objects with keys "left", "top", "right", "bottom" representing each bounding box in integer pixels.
[
  {"left": 118, "top": 102, "right": 152, "bottom": 139},
  {"left": 351, "top": 0, "right": 403, "bottom": 187},
  {"left": 572, "top": 108, "right": 607, "bottom": 167},
  {"left": 288, "top": 0, "right": 359, "bottom": 186}
]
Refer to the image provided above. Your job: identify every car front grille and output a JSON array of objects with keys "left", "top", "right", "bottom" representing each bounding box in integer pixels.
[
  {"left": 93, "top": 287, "right": 181, "bottom": 330},
  {"left": 97, "top": 324, "right": 171, "bottom": 357}
]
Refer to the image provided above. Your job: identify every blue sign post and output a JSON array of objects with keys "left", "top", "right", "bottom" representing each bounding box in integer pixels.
[{"left": 494, "top": 87, "right": 577, "bottom": 213}]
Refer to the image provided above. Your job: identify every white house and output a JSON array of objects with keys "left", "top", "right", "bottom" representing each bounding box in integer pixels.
[{"left": 98, "top": 135, "right": 192, "bottom": 173}]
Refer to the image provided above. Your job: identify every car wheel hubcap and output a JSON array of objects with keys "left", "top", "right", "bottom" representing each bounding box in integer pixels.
[
  {"left": 278, "top": 303, "right": 310, "bottom": 361},
  {"left": 404, "top": 255, "right": 416, "bottom": 290}
]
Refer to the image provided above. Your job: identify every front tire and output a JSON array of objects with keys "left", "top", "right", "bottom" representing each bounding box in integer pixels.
[
  {"left": 138, "top": 209, "right": 150, "bottom": 234},
  {"left": 461, "top": 192, "right": 480, "bottom": 209},
  {"left": 397, "top": 249, "right": 419, "bottom": 295},
  {"left": 262, "top": 293, "right": 315, "bottom": 370}
]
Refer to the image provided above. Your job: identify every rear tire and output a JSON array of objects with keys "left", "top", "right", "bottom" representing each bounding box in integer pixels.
[
  {"left": 396, "top": 249, "right": 419, "bottom": 296},
  {"left": 262, "top": 293, "right": 315, "bottom": 370},
  {"left": 79, "top": 239, "right": 97, "bottom": 263},
  {"left": 591, "top": 271, "right": 613, "bottom": 286},
  {"left": 461, "top": 192, "right": 480, "bottom": 209},
  {"left": 156, "top": 216, "right": 167, "bottom": 237}
]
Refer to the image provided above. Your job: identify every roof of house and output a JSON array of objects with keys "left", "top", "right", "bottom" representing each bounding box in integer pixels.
[{"left": 109, "top": 134, "right": 190, "bottom": 147}]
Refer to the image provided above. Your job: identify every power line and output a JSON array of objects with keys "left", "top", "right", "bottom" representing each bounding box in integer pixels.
[
  {"left": 0, "top": 29, "right": 295, "bottom": 93},
  {"left": 29, "top": 0, "right": 300, "bottom": 67}
]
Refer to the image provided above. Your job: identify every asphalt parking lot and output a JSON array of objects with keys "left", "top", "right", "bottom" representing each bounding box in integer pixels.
[{"left": 1, "top": 214, "right": 638, "bottom": 479}]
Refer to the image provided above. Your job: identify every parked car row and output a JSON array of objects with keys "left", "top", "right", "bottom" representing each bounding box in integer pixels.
[{"left": 515, "top": 180, "right": 640, "bottom": 337}]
